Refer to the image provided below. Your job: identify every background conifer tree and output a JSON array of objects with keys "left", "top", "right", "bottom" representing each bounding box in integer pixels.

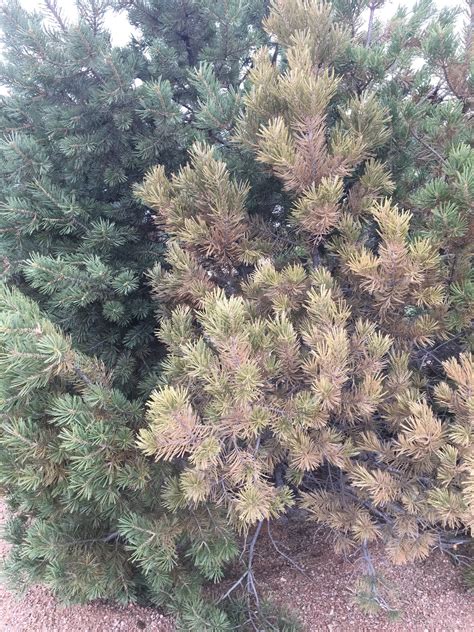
[
  {"left": 0, "top": 284, "right": 240, "bottom": 626},
  {"left": 0, "top": 1, "right": 266, "bottom": 628},
  {"left": 0, "top": 0, "right": 267, "bottom": 395},
  {"left": 385, "top": 0, "right": 473, "bottom": 339}
]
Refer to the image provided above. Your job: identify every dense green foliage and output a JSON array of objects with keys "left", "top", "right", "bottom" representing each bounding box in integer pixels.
[{"left": 0, "top": 0, "right": 267, "bottom": 395}]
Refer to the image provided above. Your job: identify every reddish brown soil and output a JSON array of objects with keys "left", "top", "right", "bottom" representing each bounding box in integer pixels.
[
  {"left": 0, "top": 502, "right": 472, "bottom": 631},
  {"left": 245, "top": 518, "right": 474, "bottom": 631}
]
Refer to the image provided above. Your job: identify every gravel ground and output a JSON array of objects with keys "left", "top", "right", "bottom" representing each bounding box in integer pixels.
[
  {"left": 249, "top": 518, "right": 474, "bottom": 631},
  {"left": 0, "top": 588, "right": 173, "bottom": 632},
  {"left": 0, "top": 501, "right": 472, "bottom": 631}
]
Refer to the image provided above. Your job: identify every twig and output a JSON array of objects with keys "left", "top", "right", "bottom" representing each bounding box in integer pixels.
[
  {"left": 361, "top": 542, "right": 398, "bottom": 613},
  {"left": 72, "top": 363, "right": 94, "bottom": 386},
  {"left": 218, "top": 520, "right": 263, "bottom": 604},
  {"left": 361, "top": 541, "right": 376, "bottom": 575},
  {"left": 247, "top": 568, "right": 260, "bottom": 608},
  {"left": 418, "top": 332, "right": 466, "bottom": 371},
  {"left": 411, "top": 130, "right": 449, "bottom": 167},
  {"left": 366, "top": 2, "right": 377, "bottom": 47},
  {"left": 246, "top": 519, "right": 263, "bottom": 607},
  {"left": 43, "top": 0, "right": 68, "bottom": 34},
  {"left": 271, "top": 43, "right": 279, "bottom": 65},
  {"left": 266, "top": 521, "right": 310, "bottom": 578},
  {"left": 217, "top": 571, "right": 248, "bottom": 603},
  {"left": 54, "top": 531, "right": 120, "bottom": 547}
]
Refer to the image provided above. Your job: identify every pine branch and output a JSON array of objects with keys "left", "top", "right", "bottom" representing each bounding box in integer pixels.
[
  {"left": 218, "top": 520, "right": 263, "bottom": 606},
  {"left": 72, "top": 363, "right": 94, "bottom": 387},
  {"left": 42, "top": 0, "right": 68, "bottom": 34},
  {"left": 410, "top": 130, "right": 449, "bottom": 167},
  {"left": 365, "top": 2, "right": 377, "bottom": 48}
]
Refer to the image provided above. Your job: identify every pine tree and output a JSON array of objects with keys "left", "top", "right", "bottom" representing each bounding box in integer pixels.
[
  {"left": 0, "top": 0, "right": 267, "bottom": 396},
  {"left": 385, "top": 0, "right": 473, "bottom": 338},
  {"left": 1, "top": 0, "right": 472, "bottom": 629},
  {"left": 136, "top": 0, "right": 473, "bottom": 617},
  {"left": 0, "top": 284, "right": 239, "bottom": 626},
  {"left": 0, "top": 0, "right": 265, "bottom": 629}
]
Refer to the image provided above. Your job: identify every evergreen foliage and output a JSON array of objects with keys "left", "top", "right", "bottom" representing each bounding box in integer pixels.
[
  {"left": 385, "top": 1, "right": 474, "bottom": 336},
  {"left": 0, "top": 0, "right": 267, "bottom": 395},
  {"left": 0, "top": 0, "right": 263, "bottom": 628},
  {"left": 137, "top": 0, "right": 473, "bottom": 617},
  {"left": 0, "top": 0, "right": 472, "bottom": 629},
  {"left": 0, "top": 283, "right": 240, "bottom": 624}
]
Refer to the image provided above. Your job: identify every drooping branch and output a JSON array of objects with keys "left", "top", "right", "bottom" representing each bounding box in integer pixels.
[{"left": 218, "top": 519, "right": 263, "bottom": 605}]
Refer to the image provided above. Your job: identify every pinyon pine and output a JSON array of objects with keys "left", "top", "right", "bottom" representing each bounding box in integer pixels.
[
  {"left": 0, "top": 0, "right": 267, "bottom": 394},
  {"left": 137, "top": 0, "right": 473, "bottom": 617},
  {"left": 0, "top": 0, "right": 266, "bottom": 628},
  {"left": 0, "top": 0, "right": 472, "bottom": 629}
]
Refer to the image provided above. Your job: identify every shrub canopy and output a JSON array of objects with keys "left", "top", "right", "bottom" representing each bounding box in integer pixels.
[{"left": 0, "top": 0, "right": 472, "bottom": 629}]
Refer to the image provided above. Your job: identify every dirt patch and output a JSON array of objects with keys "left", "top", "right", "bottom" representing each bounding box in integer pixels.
[
  {"left": 238, "top": 518, "right": 474, "bottom": 631},
  {"left": 0, "top": 588, "right": 173, "bottom": 632},
  {"left": 0, "top": 502, "right": 472, "bottom": 631}
]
